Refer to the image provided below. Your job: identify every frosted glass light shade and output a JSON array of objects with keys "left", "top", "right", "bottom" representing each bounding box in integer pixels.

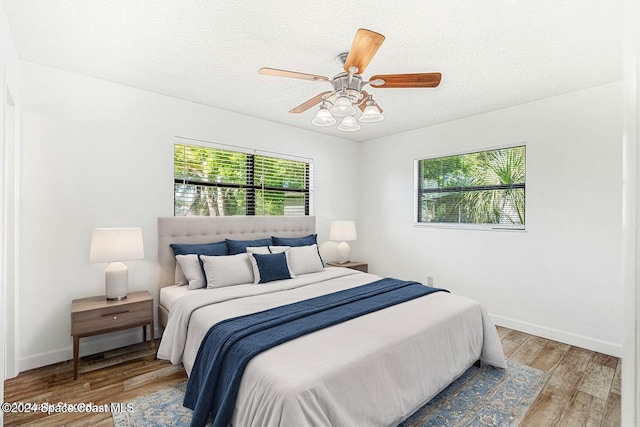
[
  {"left": 330, "top": 94, "right": 357, "bottom": 117},
  {"left": 90, "top": 228, "right": 144, "bottom": 300},
  {"left": 337, "top": 116, "right": 360, "bottom": 132},
  {"left": 312, "top": 105, "right": 336, "bottom": 126},
  {"left": 359, "top": 104, "right": 384, "bottom": 123}
]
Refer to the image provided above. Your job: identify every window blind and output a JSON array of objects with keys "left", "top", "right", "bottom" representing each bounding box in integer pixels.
[
  {"left": 416, "top": 145, "right": 526, "bottom": 228},
  {"left": 174, "top": 143, "right": 312, "bottom": 217}
]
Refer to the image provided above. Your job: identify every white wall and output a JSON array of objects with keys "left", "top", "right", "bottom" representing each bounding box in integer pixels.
[
  {"left": 1, "top": 3, "right": 21, "bottom": 417},
  {"left": 17, "top": 61, "right": 360, "bottom": 371},
  {"left": 359, "top": 82, "right": 624, "bottom": 356},
  {"left": 622, "top": 0, "right": 640, "bottom": 420},
  {"left": 14, "top": 58, "right": 626, "bottom": 371},
  {"left": 0, "top": 4, "right": 19, "bottom": 98}
]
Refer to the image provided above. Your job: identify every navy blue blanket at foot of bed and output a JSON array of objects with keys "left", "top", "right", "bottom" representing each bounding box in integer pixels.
[{"left": 184, "top": 277, "right": 448, "bottom": 427}]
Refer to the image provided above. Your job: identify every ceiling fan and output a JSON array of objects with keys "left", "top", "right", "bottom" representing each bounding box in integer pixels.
[{"left": 258, "top": 28, "right": 441, "bottom": 132}]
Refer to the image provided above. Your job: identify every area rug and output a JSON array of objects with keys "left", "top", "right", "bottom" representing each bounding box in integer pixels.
[{"left": 112, "top": 359, "right": 547, "bottom": 427}]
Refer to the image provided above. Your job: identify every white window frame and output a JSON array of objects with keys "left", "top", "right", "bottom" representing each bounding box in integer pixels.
[{"left": 414, "top": 144, "right": 526, "bottom": 231}]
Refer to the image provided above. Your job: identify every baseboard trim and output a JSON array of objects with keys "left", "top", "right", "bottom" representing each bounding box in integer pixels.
[
  {"left": 19, "top": 326, "right": 162, "bottom": 374},
  {"left": 490, "top": 314, "right": 622, "bottom": 357}
]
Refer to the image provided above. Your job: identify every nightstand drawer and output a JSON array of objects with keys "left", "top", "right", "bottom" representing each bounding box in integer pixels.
[{"left": 72, "top": 301, "right": 151, "bottom": 336}]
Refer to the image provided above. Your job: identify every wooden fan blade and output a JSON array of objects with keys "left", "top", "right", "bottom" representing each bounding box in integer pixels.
[
  {"left": 259, "top": 67, "right": 329, "bottom": 82},
  {"left": 289, "top": 91, "right": 332, "bottom": 114},
  {"left": 369, "top": 73, "right": 442, "bottom": 88},
  {"left": 343, "top": 29, "right": 385, "bottom": 74},
  {"left": 358, "top": 90, "right": 383, "bottom": 113}
]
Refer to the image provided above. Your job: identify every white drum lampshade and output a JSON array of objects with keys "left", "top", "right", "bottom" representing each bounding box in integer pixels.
[
  {"left": 90, "top": 228, "right": 144, "bottom": 300},
  {"left": 329, "top": 221, "right": 357, "bottom": 264}
]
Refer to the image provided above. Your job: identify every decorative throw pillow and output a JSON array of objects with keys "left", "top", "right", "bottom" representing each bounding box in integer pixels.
[
  {"left": 170, "top": 241, "right": 228, "bottom": 286},
  {"left": 226, "top": 238, "right": 274, "bottom": 255},
  {"left": 271, "top": 234, "right": 317, "bottom": 247},
  {"left": 246, "top": 246, "right": 271, "bottom": 255},
  {"left": 170, "top": 241, "right": 228, "bottom": 256},
  {"left": 175, "top": 254, "right": 205, "bottom": 290},
  {"left": 200, "top": 253, "right": 254, "bottom": 288},
  {"left": 249, "top": 252, "right": 293, "bottom": 284},
  {"left": 270, "top": 244, "right": 324, "bottom": 276},
  {"left": 272, "top": 234, "right": 324, "bottom": 266}
]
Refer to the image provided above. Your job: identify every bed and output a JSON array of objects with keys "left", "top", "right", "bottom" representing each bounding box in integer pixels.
[{"left": 156, "top": 216, "right": 506, "bottom": 427}]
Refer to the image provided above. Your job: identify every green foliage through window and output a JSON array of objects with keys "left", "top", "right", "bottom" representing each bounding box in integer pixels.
[
  {"left": 416, "top": 146, "right": 525, "bottom": 228},
  {"left": 174, "top": 143, "right": 312, "bottom": 216}
]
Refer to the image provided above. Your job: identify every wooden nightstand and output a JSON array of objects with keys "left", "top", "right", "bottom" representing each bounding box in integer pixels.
[
  {"left": 71, "top": 290, "right": 154, "bottom": 380},
  {"left": 326, "top": 261, "right": 368, "bottom": 273}
]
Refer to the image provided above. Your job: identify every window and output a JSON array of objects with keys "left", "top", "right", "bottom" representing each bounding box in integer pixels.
[
  {"left": 174, "top": 142, "right": 312, "bottom": 216},
  {"left": 416, "top": 145, "right": 525, "bottom": 229}
]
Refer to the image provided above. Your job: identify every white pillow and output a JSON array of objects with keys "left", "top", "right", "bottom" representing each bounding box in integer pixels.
[
  {"left": 246, "top": 246, "right": 271, "bottom": 255},
  {"left": 175, "top": 264, "right": 188, "bottom": 286},
  {"left": 175, "top": 254, "right": 205, "bottom": 290},
  {"left": 269, "top": 244, "right": 324, "bottom": 276},
  {"left": 200, "top": 253, "right": 254, "bottom": 288}
]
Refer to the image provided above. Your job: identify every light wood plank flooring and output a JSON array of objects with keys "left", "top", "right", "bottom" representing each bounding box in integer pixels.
[
  {"left": 500, "top": 327, "right": 621, "bottom": 427},
  {"left": 3, "top": 328, "right": 621, "bottom": 426}
]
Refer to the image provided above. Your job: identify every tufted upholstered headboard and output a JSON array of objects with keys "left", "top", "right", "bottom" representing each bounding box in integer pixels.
[
  {"left": 157, "top": 215, "right": 316, "bottom": 290},
  {"left": 157, "top": 216, "right": 316, "bottom": 326}
]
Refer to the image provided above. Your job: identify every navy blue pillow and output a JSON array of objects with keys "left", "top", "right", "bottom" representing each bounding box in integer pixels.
[
  {"left": 251, "top": 252, "right": 291, "bottom": 284},
  {"left": 226, "top": 238, "right": 273, "bottom": 255},
  {"left": 271, "top": 234, "right": 317, "bottom": 247},
  {"left": 170, "top": 241, "right": 228, "bottom": 256}
]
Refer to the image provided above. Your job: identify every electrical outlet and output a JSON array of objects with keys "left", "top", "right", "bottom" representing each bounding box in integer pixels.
[{"left": 427, "top": 276, "right": 434, "bottom": 286}]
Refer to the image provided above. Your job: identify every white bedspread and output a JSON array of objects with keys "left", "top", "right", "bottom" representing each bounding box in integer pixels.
[{"left": 157, "top": 268, "right": 506, "bottom": 427}]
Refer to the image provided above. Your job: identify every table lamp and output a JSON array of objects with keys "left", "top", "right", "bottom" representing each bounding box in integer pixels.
[
  {"left": 90, "top": 227, "right": 144, "bottom": 300},
  {"left": 329, "top": 221, "right": 357, "bottom": 264}
]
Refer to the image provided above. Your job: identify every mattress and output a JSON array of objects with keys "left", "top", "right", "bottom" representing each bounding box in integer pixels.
[
  {"left": 157, "top": 268, "right": 506, "bottom": 427},
  {"left": 159, "top": 284, "right": 194, "bottom": 310},
  {"left": 159, "top": 269, "right": 343, "bottom": 311}
]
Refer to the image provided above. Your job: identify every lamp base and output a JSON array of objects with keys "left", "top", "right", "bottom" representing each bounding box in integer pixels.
[
  {"left": 336, "top": 241, "right": 351, "bottom": 264},
  {"left": 105, "top": 262, "right": 129, "bottom": 301}
]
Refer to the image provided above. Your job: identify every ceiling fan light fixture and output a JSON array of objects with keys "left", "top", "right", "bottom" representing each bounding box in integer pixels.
[
  {"left": 330, "top": 93, "right": 357, "bottom": 117},
  {"left": 259, "top": 29, "right": 442, "bottom": 133},
  {"left": 359, "top": 103, "right": 384, "bottom": 123},
  {"left": 337, "top": 115, "right": 360, "bottom": 132},
  {"left": 312, "top": 103, "right": 337, "bottom": 126}
]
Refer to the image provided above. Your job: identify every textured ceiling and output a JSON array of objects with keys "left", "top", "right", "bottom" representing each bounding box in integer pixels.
[{"left": 2, "top": 0, "right": 623, "bottom": 142}]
